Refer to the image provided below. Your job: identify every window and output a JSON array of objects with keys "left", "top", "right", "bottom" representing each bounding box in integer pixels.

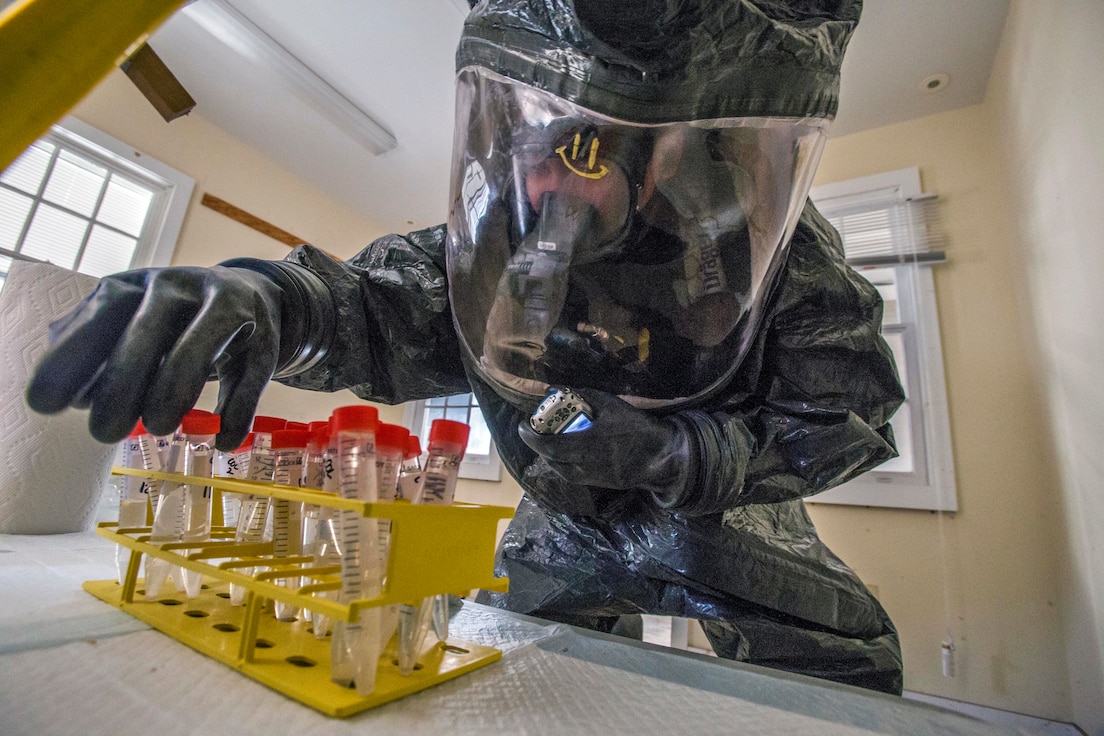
[
  {"left": 805, "top": 167, "right": 957, "bottom": 511},
  {"left": 403, "top": 392, "right": 502, "bottom": 481},
  {"left": 0, "top": 116, "right": 193, "bottom": 294}
]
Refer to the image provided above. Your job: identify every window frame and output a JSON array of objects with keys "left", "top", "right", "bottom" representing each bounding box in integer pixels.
[
  {"left": 403, "top": 393, "right": 503, "bottom": 482},
  {"left": 1, "top": 115, "right": 193, "bottom": 276},
  {"left": 805, "top": 167, "right": 958, "bottom": 512}
]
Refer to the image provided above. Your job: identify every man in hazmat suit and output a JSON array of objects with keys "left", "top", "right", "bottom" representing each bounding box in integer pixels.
[{"left": 26, "top": 0, "right": 906, "bottom": 693}]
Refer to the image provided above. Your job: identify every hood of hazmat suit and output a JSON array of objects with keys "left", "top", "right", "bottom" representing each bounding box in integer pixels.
[
  {"left": 269, "top": 0, "right": 906, "bottom": 694},
  {"left": 448, "top": 1, "right": 839, "bottom": 411}
]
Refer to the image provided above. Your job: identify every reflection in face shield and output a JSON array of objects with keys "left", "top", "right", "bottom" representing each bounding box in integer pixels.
[
  {"left": 482, "top": 191, "right": 599, "bottom": 378},
  {"left": 515, "top": 125, "right": 636, "bottom": 263},
  {"left": 448, "top": 69, "right": 828, "bottom": 411}
]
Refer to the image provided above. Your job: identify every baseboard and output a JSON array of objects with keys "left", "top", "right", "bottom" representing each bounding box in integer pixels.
[{"left": 903, "top": 692, "right": 1085, "bottom": 735}]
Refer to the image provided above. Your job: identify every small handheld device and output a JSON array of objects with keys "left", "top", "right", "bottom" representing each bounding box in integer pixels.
[{"left": 530, "top": 388, "right": 593, "bottom": 435}]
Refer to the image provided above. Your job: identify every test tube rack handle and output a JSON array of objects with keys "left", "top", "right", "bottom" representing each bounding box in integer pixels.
[{"left": 85, "top": 466, "right": 513, "bottom": 718}]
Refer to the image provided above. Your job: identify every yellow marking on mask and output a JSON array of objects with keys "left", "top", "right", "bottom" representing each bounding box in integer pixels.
[{"left": 556, "top": 134, "right": 609, "bottom": 180}]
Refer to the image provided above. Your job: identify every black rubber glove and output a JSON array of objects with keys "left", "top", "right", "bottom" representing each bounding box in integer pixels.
[
  {"left": 26, "top": 259, "right": 333, "bottom": 451},
  {"left": 517, "top": 388, "right": 699, "bottom": 507}
]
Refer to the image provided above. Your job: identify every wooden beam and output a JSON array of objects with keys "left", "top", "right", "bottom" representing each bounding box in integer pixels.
[
  {"left": 201, "top": 193, "right": 307, "bottom": 248},
  {"left": 121, "top": 43, "right": 196, "bottom": 122}
]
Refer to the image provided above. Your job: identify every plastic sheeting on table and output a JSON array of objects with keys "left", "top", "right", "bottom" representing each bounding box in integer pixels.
[{"left": 0, "top": 532, "right": 1032, "bottom": 736}]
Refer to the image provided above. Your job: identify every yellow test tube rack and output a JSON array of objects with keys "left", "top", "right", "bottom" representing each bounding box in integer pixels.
[{"left": 85, "top": 466, "right": 513, "bottom": 718}]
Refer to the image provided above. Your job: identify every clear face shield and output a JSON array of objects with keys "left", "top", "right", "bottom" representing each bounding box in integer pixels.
[{"left": 447, "top": 68, "right": 828, "bottom": 410}]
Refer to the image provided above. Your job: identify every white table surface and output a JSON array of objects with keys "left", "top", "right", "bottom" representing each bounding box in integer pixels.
[{"left": 0, "top": 532, "right": 1031, "bottom": 736}]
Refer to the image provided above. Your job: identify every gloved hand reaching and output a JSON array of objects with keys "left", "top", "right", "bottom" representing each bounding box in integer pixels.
[{"left": 25, "top": 259, "right": 333, "bottom": 451}]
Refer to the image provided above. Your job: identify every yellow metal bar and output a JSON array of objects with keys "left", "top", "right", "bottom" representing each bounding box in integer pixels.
[
  {"left": 253, "top": 560, "right": 316, "bottom": 580},
  {"left": 121, "top": 547, "right": 142, "bottom": 603},
  {"left": 239, "top": 590, "right": 263, "bottom": 663},
  {"left": 188, "top": 542, "right": 271, "bottom": 561},
  {"left": 115, "top": 466, "right": 366, "bottom": 510},
  {"left": 218, "top": 556, "right": 275, "bottom": 570},
  {"left": 113, "top": 466, "right": 516, "bottom": 525},
  {"left": 210, "top": 488, "right": 225, "bottom": 528},
  {"left": 0, "top": 0, "right": 186, "bottom": 171},
  {"left": 297, "top": 580, "right": 342, "bottom": 595}
]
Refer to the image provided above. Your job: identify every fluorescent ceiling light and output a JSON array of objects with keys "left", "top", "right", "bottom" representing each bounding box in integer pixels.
[{"left": 183, "top": 0, "right": 397, "bottom": 155}]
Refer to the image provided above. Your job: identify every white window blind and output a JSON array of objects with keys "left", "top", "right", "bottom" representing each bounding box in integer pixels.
[{"left": 815, "top": 171, "right": 946, "bottom": 268}]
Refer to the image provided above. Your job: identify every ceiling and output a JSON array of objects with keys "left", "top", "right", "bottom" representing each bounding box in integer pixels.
[{"left": 148, "top": 0, "right": 1010, "bottom": 236}]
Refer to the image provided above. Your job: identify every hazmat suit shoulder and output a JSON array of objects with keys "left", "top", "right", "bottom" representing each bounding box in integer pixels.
[{"left": 273, "top": 225, "right": 470, "bottom": 404}]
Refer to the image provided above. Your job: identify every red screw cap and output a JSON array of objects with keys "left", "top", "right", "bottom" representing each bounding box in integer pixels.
[
  {"left": 308, "top": 421, "right": 330, "bottom": 448},
  {"left": 429, "top": 419, "right": 470, "bottom": 453},
  {"left": 330, "top": 405, "right": 380, "bottom": 434},
  {"left": 376, "top": 423, "right": 410, "bottom": 452},
  {"left": 251, "top": 415, "right": 287, "bottom": 434},
  {"left": 271, "top": 429, "right": 311, "bottom": 449},
  {"left": 182, "top": 411, "right": 221, "bottom": 436}
]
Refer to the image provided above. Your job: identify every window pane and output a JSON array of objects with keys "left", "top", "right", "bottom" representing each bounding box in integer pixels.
[
  {"left": 98, "top": 176, "right": 154, "bottom": 236},
  {"left": 1, "top": 141, "right": 55, "bottom": 194},
  {"left": 879, "top": 284, "right": 899, "bottom": 325},
  {"left": 418, "top": 393, "right": 495, "bottom": 458},
  {"left": 42, "top": 149, "right": 107, "bottom": 217},
  {"left": 0, "top": 188, "right": 33, "bottom": 250},
  {"left": 424, "top": 407, "right": 445, "bottom": 438},
  {"left": 20, "top": 204, "right": 88, "bottom": 267},
  {"left": 79, "top": 225, "right": 137, "bottom": 278},
  {"left": 467, "top": 410, "right": 493, "bottom": 455}
]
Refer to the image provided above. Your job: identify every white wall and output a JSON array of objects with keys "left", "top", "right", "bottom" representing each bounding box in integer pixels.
[
  {"left": 805, "top": 5, "right": 1104, "bottom": 726},
  {"left": 986, "top": 2, "right": 1104, "bottom": 731},
  {"left": 811, "top": 101, "right": 1072, "bottom": 719},
  {"left": 807, "top": 6, "right": 1104, "bottom": 724}
]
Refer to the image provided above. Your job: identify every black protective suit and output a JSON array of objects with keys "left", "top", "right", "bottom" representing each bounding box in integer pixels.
[
  {"left": 26, "top": 0, "right": 906, "bottom": 694},
  {"left": 272, "top": 197, "right": 904, "bottom": 692}
]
